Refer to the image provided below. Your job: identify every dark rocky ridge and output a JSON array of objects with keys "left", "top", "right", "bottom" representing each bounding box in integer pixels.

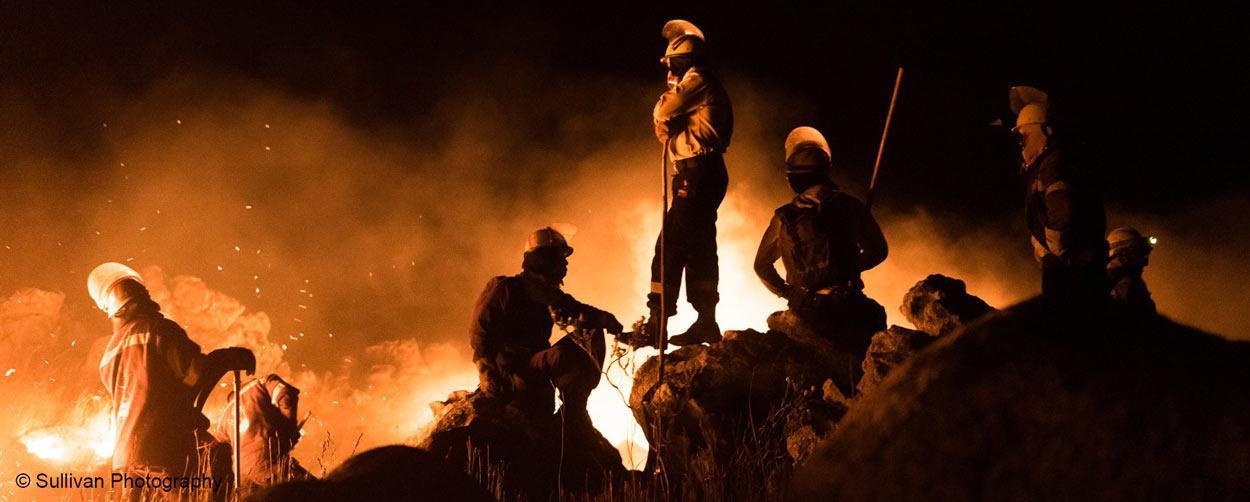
[{"left": 792, "top": 299, "right": 1250, "bottom": 501}]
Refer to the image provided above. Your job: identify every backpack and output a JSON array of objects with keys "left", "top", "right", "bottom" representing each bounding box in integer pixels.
[{"left": 776, "top": 188, "right": 858, "bottom": 290}]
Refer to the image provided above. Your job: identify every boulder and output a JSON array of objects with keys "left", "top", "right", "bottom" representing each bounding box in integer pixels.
[
  {"left": 792, "top": 299, "right": 1250, "bottom": 501},
  {"left": 901, "top": 274, "right": 994, "bottom": 337},
  {"left": 420, "top": 390, "right": 625, "bottom": 500},
  {"left": 784, "top": 380, "right": 852, "bottom": 464},
  {"left": 855, "top": 325, "right": 931, "bottom": 396},
  {"left": 766, "top": 309, "right": 872, "bottom": 393},
  {"left": 630, "top": 329, "right": 851, "bottom": 495}
]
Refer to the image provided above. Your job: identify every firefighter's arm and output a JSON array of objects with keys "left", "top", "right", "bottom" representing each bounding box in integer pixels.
[
  {"left": 258, "top": 392, "right": 300, "bottom": 445},
  {"left": 1042, "top": 173, "right": 1073, "bottom": 258},
  {"left": 155, "top": 320, "right": 210, "bottom": 388},
  {"left": 269, "top": 377, "right": 300, "bottom": 423},
  {"left": 470, "top": 277, "right": 510, "bottom": 364},
  {"left": 753, "top": 215, "right": 789, "bottom": 298},
  {"left": 554, "top": 293, "right": 623, "bottom": 335},
  {"left": 856, "top": 205, "right": 889, "bottom": 271},
  {"left": 653, "top": 71, "right": 708, "bottom": 126}
]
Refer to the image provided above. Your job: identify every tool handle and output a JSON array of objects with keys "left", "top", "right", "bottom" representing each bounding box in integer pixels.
[
  {"left": 867, "top": 67, "right": 904, "bottom": 210},
  {"left": 232, "top": 370, "right": 242, "bottom": 491}
]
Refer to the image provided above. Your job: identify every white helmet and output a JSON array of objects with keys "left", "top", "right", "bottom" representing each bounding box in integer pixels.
[
  {"left": 87, "top": 262, "right": 143, "bottom": 316},
  {"left": 1108, "top": 226, "right": 1154, "bottom": 258},
  {"left": 661, "top": 19, "right": 705, "bottom": 63},
  {"left": 1009, "top": 85, "right": 1049, "bottom": 128},
  {"left": 524, "top": 227, "right": 573, "bottom": 257},
  {"left": 784, "top": 126, "right": 832, "bottom": 173}
]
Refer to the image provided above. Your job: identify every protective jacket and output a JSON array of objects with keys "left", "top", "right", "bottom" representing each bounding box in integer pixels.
[
  {"left": 1023, "top": 147, "right": 1108, "bottom": 299},
  {"left": 1023, "top": 147, "right": 1107, "bottom": 266},
  {"left": 754, "top": 183, "right": 887, "bottom": 297},
  {"left": 99, "top": 299, "right": 210, "bottom": 472},
  {"left": 470, "top": 272, "right": 611, "bottom": 398},
  {"left": 653, "top": 66, "right": 733, "bottom": 161},
  {"left": 216, "top": 374, "right": 307, "bottom": 486}
]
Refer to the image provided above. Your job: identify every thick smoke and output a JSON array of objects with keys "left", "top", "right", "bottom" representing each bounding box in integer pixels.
[{"left": 1, "top": 65, "right": 1246, "bottom": 478}]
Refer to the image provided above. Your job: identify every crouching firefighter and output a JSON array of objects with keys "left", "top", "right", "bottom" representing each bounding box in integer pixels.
[
  {"left": 89, "top": 262, "right": 255, "bottom": 499},
  {"left": 1008, "top": 85, "right": 1108, "bottom": 303},
  {"left": 470, "top": 228, "right": 624, "bottom": 421},
  {"left": 1106, "top": 226, "right": 1156, "bottom": 315},
  {"left": 636, "top": 19, "right": 734, "bottom": 348},
  {"left": 753, "top": 127, "right": 888, "bottom": 393},
  {"left": 216, "top": 373, "right": 310, "bottom": 490}
]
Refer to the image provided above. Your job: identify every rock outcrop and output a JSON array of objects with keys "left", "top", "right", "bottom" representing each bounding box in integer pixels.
[
  {"left": 629, "top": 329, "right": 853, "bottom": 495},
  {"left": 855, "top": 275, "right": 995, "bottom": 395},
  {"left": 855, "top": 325, "right": 931, "bottom": 396},
  {"left": 420, "top": 390, "right": 626, "bottom": 500},
  {"left": 792, "top": 300, "right": 1250, "bottom": 501},
  {"left": 900, "top": 274, "right": 994, "bottom": 337},
  {"left": 249, "top": 445, "right": 493, "bottom": 502}
]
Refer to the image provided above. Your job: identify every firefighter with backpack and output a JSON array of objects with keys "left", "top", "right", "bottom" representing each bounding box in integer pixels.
[{"left": 753, "top": 127, "right": 888, "bottom": 392}]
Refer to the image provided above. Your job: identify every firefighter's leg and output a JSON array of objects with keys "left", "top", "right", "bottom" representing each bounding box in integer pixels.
[
  {"left": 683, "top": 156, "right": 728, "bottom": 317},
  {"left": 530, "top": 342, "right": 600, "bottom": 417},
  {"left": 671, "top": 156, "right": 728, "bottom": 346},
  {"left": 647, "top": 178, "right": 694, "bottom": 316}
]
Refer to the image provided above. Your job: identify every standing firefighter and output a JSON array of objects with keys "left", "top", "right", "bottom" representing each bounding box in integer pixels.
[
  {"left": 1009, "top": 86, "right": 1108, "bottom": 301},
  {"left": 216, "top": 374, "right": 310, "bottom": 489},
  {"left": 89, "top": 262, "right": 254, "bottom": 497},
  {"left": 470, "top": 228, "right": 624, "bottom": 421},
  {"left": 639, "top": 19, "right": 734, "bottom": 347},
  {"left": 754, "top": 127, "right": 888, "bottom": 392},
  {"left": 1106, "top": 226, "right": 1157, "bottom": 315}
]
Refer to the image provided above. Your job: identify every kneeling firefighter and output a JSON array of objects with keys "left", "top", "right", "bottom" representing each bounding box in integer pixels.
[
  {"left": 470, "top": 228, "right": 624, "bottom": 420},
  {"left": 216, "top": 373, "right": 310, "bottom": 489}
]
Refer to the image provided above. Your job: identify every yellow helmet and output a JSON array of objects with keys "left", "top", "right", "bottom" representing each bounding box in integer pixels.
[
  {"left": 87, "top": 262, "right": 143, "bottom": 316},
  {"left": 1108, "top": 226, "right": 1154, "bottom": 258},
  {"left": 784, "top": 126, "right": 832, "bottom": 173},
  {"left": 1009, "top": 85, "right": 1049, "bottom": 128},
  {"left": 524, "top": 227, "right": 573, "bottom": 257},
  {"left": 660, "top": 19, "right": 705, "bottom": 63}
]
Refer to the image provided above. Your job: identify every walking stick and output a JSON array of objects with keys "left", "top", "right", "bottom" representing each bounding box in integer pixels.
[
  {"left": 654, "top": 136, "right": 671, "bottom": 480},
  {"left": 866, "top": 67, "right": 904, "bottom": 210},
  {"left": 232, "top": 370, "right": 242, "bottom": 494}
]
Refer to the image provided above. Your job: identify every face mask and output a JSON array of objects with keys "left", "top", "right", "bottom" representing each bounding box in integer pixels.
[
  {"left": 787, "top": 172, "right": 825, "bottom": 193},
  {"left": 523, "top": 250, "right": 569, "bottom": 285},
  {"left": 665, "top": 57, "right": 691, "bottom": 83}
]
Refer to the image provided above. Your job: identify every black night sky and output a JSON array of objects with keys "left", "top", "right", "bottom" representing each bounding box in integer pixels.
[{"left": 5, "top": 3, "right": 1246, "bottom": 213}]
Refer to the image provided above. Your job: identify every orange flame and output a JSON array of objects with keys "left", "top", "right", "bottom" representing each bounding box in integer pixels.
[{"left": 19, "top": 408, "right": 113, "bottom": 467}]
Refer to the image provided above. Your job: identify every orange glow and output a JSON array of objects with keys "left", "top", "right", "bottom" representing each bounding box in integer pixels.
[
  {"left": 19, "top": 408, "right": 113, "bottom": 467},
  {"left": 584, "top": 193, "right": 787, "bottom": 469}
]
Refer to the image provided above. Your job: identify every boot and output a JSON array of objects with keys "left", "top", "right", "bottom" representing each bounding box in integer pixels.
[{"left": 669, "top": 314, "right": 722, "bottom": 346}]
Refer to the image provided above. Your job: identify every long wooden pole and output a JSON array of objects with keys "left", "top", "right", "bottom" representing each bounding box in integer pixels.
[
  {"left": 654, "top": 137, "right": 670, "bottom": 480},
  {"left": 866, "top": 67, "right": 904, "bottom": 210},
  {"left": 232, "top": 370, "right": 242, "bottom": 495}
]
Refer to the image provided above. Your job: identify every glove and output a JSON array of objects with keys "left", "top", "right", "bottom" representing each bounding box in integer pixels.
[
  {"left": 654, "top": 120, "right": 671, "bottom": 143},
  {"left": 208, "top": 347, "right": 256, "bottom": 375},
  {"left": 784, "top": 286, "right": 814, "bottom": 312},
  {"left": 599, "top": 311, "right": 624, "bottom": 335}
]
